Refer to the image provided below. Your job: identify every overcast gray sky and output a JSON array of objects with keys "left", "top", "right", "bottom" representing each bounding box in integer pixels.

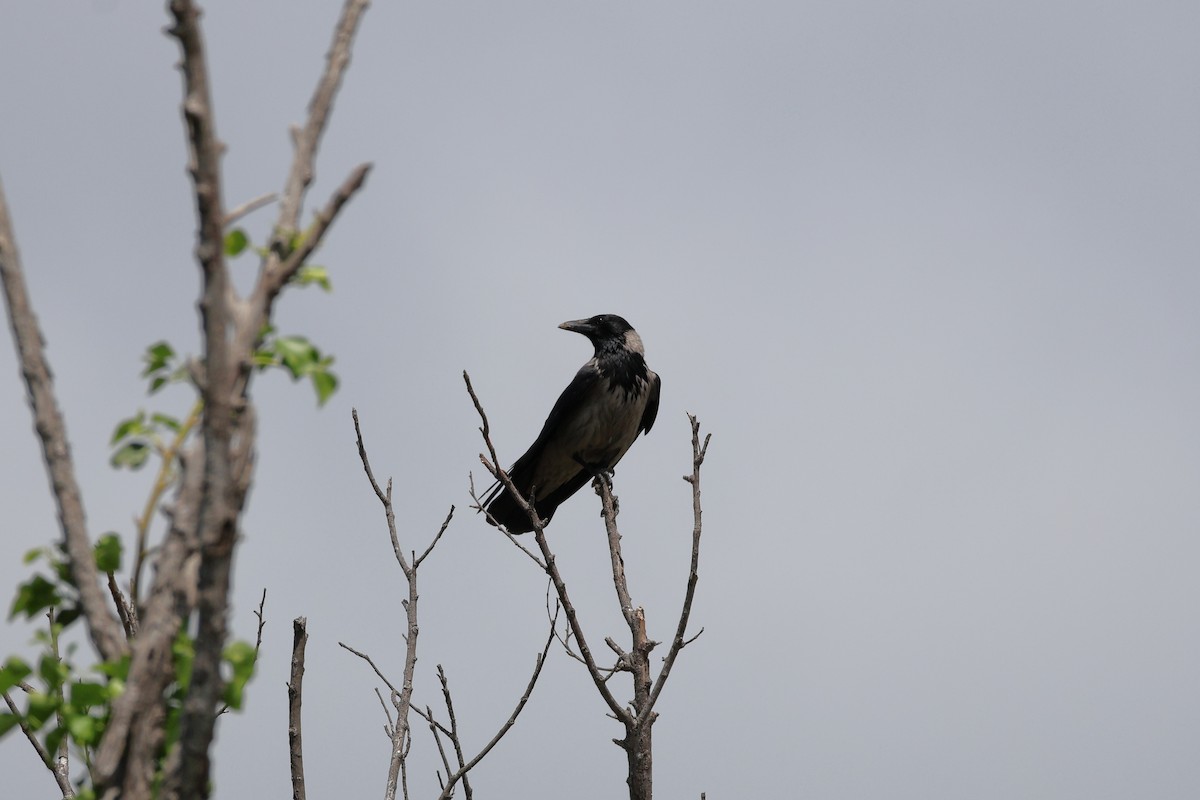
[{"left": 3, "top": 1, "right": 1199, "bottom": 798}]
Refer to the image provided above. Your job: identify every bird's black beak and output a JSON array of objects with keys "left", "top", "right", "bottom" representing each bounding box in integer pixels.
[{"left": 559, "top": 318, "right": 594, "bottom": 336}]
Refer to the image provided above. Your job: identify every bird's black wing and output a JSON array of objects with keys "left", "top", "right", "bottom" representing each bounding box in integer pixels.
[
  {"left": 528, "top": 362, "right": 602, "bottom": 452},
  {"left": 482, "top": 365, "right": 601, "bottom": 531},
  {"left": 640, "top": 371, "right": 661, "bottom": 435}
]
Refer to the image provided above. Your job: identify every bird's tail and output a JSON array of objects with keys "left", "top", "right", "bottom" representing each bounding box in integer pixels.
[{"left": 483, "top": 487, "right": 541, "bottom": 534}]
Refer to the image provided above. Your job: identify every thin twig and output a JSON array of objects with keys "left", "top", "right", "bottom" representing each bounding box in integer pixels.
[
  {"left": 273, "top": 162, "right": 372, "bottom": 290},
  {"left": 130, "top": 398, "right": 202, "bottom": 611},
  {"left": 374, "top": 687, "right": 395, "bottom": 735},
  {"left": 415, "top": 507, "right": 454, "bottom": 569},
  {"left": 3, "top": 689, "right": 76, "bottom": 798},
  {"left": 435, "top": 666, "right": 472, "bottom": 799},
  {"left": 427, "top": 703, "right": 455, "bottom": 794},
  {"left": 466, "top": 474, "right": 545, "bottom": 568},
  {"left": 224, "top": 191, "right": 277, "bottom": 225},
  {"left": 46, "top": 608, "right": 76, "bottom": 797},
  {"left": 399, "top": 726, "right": 412, "bottom": 800},
  {"left": 435, "top": 611, "right": 559, "bottom": 800},
  {"left": 646, "top": 415, "right": 708, "bottom": 713},
  {"left": 216, "top": 587, "right": 265, "bottom": 717},
  {"left": 106, "top": 572, "right": 137, "bottom": 639},
  {"left": 253, "top": 587, "right": 268, "bottom": 652},
  {"left": 339, "top": 641, "right": 402, "bottom": 698}
]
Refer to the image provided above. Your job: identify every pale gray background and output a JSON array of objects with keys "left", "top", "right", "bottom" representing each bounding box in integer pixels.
[{"left": 2, "top": 1, "right": 1199, "bottom": 798}]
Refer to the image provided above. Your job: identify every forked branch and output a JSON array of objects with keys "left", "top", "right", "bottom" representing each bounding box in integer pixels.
[
  {"left": 465, "top": 371, "right": 711, "bottom": 800},
  {"left": 463, "top": 371, "right": 631, "bottom": 725},
  {"left": 352, "top": 405, "right": 555, "bottom": 798}
]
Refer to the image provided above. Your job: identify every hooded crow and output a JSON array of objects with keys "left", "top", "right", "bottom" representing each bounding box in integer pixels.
[{"left": 484, "top": 314, "right": 661, "bottom": 533}]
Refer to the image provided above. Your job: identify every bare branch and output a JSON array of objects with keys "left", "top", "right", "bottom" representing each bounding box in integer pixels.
[
  {"left": 399, "top": 727, "right": 412, "bottom": 800},
  {"left": 217, "top": 587, "right": 266, "bottom": 718},
  {"left": 434, "top": 666, "right": 472, "bottom": 799},
  {"left": 647, "top": 415, "right": 708, "bottom": 713},
  {"left": 408, "top": 703, "right": 451, "bottom": 740},
  {"left": 352, "top": 408, "right": 389, "bottom": 505},
  {"left": 466, "top": 473, "right": 545, "bottom": 569},
  {"left": 224, "top": 191, "right": 277, "bottom": 225},
  {"left": 436, "top": 614, "right": 559, "bottom": 800},
  {"left": 253, "top": 587, "right": 268, "bottom": 651},
  {"left": 414, "top": 507, "right": 455, "bottom": 569},
  {"left": 288, "top": 617, "right": 309, "bottom": 800},
  {"left": 374, "top": 687, "right": 395, "bottom": 734},
  {"left": 339, "top": 641, "right": 402, "bottom": 699},
  {"left": 275, "top": 0, "right": 371, "bottom": 239},
  {"left": 352, "top": 408, "right": 411, "bottom": 577},
  {"left": 426, "top": 704, "right": 455, "bottom": 794},
  {"left": 530, "top": 526, "right": 630, "bottom": 715},
  {"left": 464, "top": 374, "right": 630, "bottom": 724},
  {"left": 271, "top": 162, "right": 372, "bottom": 291},
  {"left": 0, "top": 175, "right": 127, "bottom": 663},
  {"left": 351, "top": 409, "right": 424, "bottom": 800},
  {"left": 462, "top": 372, "right": 545, "bottom": 534},
  {"left": 106, "top": 572, "right": 137, "bottom": 639},
  {"left": 596, "top": 479, "right": 638, "bottom": 633}
]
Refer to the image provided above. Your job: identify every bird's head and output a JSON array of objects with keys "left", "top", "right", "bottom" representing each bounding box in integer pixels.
[{"left": 559, "top": 314, "right": 643, "bottom": 355}]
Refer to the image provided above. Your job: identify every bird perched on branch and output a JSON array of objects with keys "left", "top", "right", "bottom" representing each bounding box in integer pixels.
[{"left": 483, "top": 314, "right": 661, "bottom": 533}]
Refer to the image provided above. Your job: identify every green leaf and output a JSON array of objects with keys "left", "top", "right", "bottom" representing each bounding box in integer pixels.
[
  {"left": 110, "top": 412, "right": 147, "bottom": 446},
  {"left": 251, "top": 350, "right": 277, "bottom": 368},
  {"left": 0, "top": 656, "right": 33, "bottom": 694},
  {"left": 22, "top": 547, "right": 45, "bottom": 565},
  {"left": 93, "top": 534, "right": 123, "bottom": 573},
  {"left": 151, "top": 412, "right": 181, "bottom": 433},
  {"left": 9, "top": 575, "right": 60, "bottom": 620},
  {"left": 66, "top": 713, "right": 100, "bottom": 744},
  {"left": 221, "top": 640, "right": 257, "bottom": 711},
  {"left": 141, "top": 341, "right": 175, "bottom": 375},
  {"left": 50, "top": 552, "right": 72, "bottom": 584},
  {"left": 273, "top": 336, "right": 316, "bottom": 378},
  {"left": 43, "top": 725, "right": 65, "bottom": 757},
  {"left": 93, "top": 655, "right": 130, "bottom": 682},
  {"left": 38, "top": 654, "right": 69, "bottom": 691},
  {"left": 293, "top": 264, "right": 332, "bottom": 291},
  {"left": 54, "top": 605, "right": 82, "bottom": 630},
  {"left": 24, "top": 692, "right": 58, "bottom": 730},
  {"left": 311, "top": 370, "right": 338, "bottom": 406},
  {"left": 149, "top": 375, "right": 168, "bottom": 394},
  {"left": 0, "top": 713, "right": 20, "bottom": 738},
  {"left": 224, "top": 228, "right": 249, "bottom": 257},
  {"left": 70, "top": 681, "right": 108, "bottom": 709},
  {"left": 110, "top": 441, "right": 151, "bottom": 470}
]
